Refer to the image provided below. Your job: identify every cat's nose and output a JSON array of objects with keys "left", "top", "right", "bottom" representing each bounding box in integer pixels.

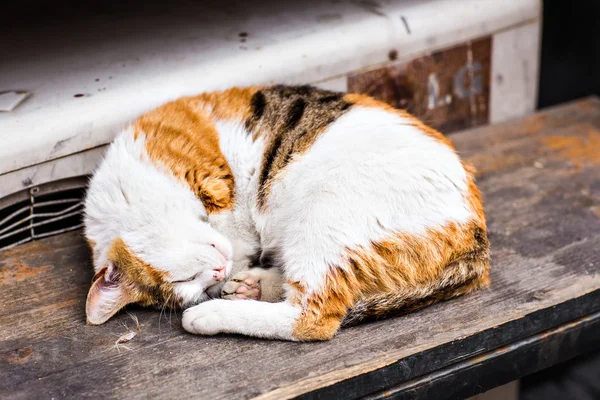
[{"left": 213, "top": 266, "right": 226, "bottom": 282}]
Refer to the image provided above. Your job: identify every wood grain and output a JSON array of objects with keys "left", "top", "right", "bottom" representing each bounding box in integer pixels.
[{"left": 1, "top": 97, "right": 600, "bottom": 400}]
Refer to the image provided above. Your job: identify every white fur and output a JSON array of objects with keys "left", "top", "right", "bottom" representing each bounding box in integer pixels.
[
  {"left": 84, "top": 129, "right": 233, "bottom": 306},
  {"left": 207, "top": 120, "right": 264, "bottom": 276},
  {"left": 182, "top": 299, "right": 300, "bottom": 340},
  {"left": 254, "top": 106, "right": 471, "bottom": 295}
]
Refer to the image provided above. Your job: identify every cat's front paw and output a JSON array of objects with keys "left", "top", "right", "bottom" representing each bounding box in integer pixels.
[
  {"left": 221, "top": 271, "right": 261, "bottom": 300},
  {"left": 182, "top": 300, "right": 228, "bottom": 336}
]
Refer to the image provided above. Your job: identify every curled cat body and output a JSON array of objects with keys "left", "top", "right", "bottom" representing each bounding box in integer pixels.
[{"left": 84, "top": 85, "right": 490, "bottom": 341}]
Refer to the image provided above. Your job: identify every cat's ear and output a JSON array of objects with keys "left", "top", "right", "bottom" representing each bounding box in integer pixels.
[{"left": 85, "top": 264, "right": 135, "bottom": 325}]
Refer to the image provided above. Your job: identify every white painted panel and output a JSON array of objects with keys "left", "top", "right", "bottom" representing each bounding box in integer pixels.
[
  {"left": 313, "top": 76, "right": 348, "bottom": 92},
  {"left": 0, "top": 147, "right": 105, "bottom": 200},
  {"left": 0, "top": 0, "right": 540, "bottom": 178},
  {"left": 490, "top": 22, "right": 542, "bottom": 123}
]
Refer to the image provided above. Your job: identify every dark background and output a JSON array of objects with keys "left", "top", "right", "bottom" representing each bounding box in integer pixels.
[{"left": 537, "top": 1, "right": 600, "bottom": 109}]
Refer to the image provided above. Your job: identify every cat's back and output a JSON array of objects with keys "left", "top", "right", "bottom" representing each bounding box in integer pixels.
[{"left": 245, "top": 87, "right": 477, "bottom": 236}]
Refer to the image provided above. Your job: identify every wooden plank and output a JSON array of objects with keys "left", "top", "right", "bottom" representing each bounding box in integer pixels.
[
  {"left": 299, "top": 292, "right": 600, "bottom": 400},
  {"left": 365, "top": 311, "right": 600, "bottom": 400},
  {"left": 1, "top": 97, "right": 600, "bottom": 400}
]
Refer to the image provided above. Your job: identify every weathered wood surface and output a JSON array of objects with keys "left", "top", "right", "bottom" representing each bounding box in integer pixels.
[{"left": 1, "top": 97, "right": 600, "bottom": 400}]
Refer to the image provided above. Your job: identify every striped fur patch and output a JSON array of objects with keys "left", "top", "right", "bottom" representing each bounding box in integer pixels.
[{"left": 244, "top": 85, "right": 353, "bottom": 208}]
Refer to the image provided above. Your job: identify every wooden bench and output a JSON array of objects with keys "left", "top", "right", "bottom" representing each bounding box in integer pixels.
[{"left": 1, "top": 98, "right": 599, "bottom": 400}]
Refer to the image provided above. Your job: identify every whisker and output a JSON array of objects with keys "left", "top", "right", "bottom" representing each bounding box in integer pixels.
[
  {"left": 166, "top": 293, "right": 174, "bottom": 330},
  {"left": 158, "top": 293, "right": 171, "bottom": 335},
  {"left": 173, "top": 296, "right": 181, "bottom": 322}
]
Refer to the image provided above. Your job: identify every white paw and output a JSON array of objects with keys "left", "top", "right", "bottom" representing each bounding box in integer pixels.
[
  {"left": 221, "top": 271, "right": 261, "bottom": 300},
  {"left": 182, "top": 300, "right": 228, "bottom": 336}
]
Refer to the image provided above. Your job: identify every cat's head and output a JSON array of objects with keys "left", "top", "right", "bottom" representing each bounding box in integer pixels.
[{"left": 83, "top": 132, "right": 233, "bottom": 325}]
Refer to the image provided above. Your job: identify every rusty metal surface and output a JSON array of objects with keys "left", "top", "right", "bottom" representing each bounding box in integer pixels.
[
  {"left": 348, "top": 37, "right": 491, "bottom": 134},
  {"left": 1, "top": 97, "right": 600, "bottom": 399}
]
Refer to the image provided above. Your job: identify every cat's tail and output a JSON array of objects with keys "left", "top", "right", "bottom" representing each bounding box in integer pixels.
[{"left": 341, "top": 258, "right": 490, "bottom": 327}]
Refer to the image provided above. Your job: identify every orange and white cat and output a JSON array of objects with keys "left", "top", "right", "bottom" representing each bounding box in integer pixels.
[{"left": 84, "top": 85, "right": 490, "bottom": 341}]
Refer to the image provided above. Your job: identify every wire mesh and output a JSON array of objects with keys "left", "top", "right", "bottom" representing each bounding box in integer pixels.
[{"left": 0, "top": 186, "right": 85, "bottom": 251}]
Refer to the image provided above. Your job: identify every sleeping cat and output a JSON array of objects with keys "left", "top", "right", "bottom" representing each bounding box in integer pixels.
[{"left": 83, "top": 85, "right": 490, "bottom": 341}]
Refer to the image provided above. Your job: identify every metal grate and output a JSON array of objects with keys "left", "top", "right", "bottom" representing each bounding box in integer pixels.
[{"left": 0, "top": 183, "right": 86, "bottom": 251}]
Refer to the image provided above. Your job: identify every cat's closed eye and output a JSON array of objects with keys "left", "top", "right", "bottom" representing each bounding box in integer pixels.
[{"left": 172, "top": 274, "right": 197, "bottom": 284}]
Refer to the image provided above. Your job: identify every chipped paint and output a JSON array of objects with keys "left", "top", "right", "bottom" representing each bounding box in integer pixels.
[
  {"left": 0, "top": 345, "right": 33, "bottom": 365},
  {"left": 465, "top": 152, "right": 535, "bottom": 176},
  {"left": 0, "top": 91, "right": 30, "bottom": 112},
  {"left": 348, "top": 36, "right": 491, "bottom": 133},
  {"left": 0, "top": 239, "right": 49, "bottom": 258},
  {"left": 539, "top": 127, "right": 600, "bottom": 169},
  {"left": 463, "top": 120, "right": 600, "bottom": 176},
  {"left": 0, "top": 263, "right": 51, "bottom": 284}
]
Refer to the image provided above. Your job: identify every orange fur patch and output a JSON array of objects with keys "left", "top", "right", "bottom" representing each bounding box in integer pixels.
[
  {"left": 190, "top": 86, "right": 262, "bottom": 122},
  {"left": 134, "top": 99, "right": 235, "bottom": 213},
  {"left": 291, "top": 219, "right": 490, "bottom": 341},
  {"left": 86, "top": 238, "right": 178, "bottom": 324},
  {"left": 463, "top": 162, "right": 487, "bottom": 224},
  {"left": 133, "top": 87, "right": 263, "bottom": 212},
  {"left": 107, "top": 237, "right": 176, "bottom": 308}
]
